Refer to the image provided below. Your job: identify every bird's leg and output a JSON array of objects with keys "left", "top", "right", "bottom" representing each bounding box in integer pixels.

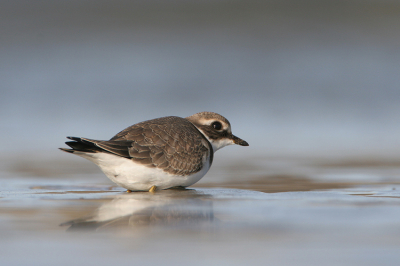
[{"left": 149, "top": 185, "right": 157, "bottom": 193}]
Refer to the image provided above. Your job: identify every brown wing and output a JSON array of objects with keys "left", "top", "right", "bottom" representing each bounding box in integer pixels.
[{"left": 107, "top": 116, "right": 212, "bottom": 176}]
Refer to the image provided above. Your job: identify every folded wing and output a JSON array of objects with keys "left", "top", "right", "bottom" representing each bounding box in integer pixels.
[{"left": 61, "top": 116, "right": 212, "bottom": 176}]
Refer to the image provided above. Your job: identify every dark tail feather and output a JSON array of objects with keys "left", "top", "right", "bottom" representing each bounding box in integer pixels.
[
  {"left": 59, "top": 137, "right": 132, "bottom": 158},
  {"left": 59, "top": 147, "right": 75, "bottom": 153},
  {"left": 59, "top": 136, "right": 104, "bottom": 154}
]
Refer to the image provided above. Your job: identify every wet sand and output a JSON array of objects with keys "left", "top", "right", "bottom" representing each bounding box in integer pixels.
[{"left": 1, "top": 154, "right": 400, "bottom": 265}]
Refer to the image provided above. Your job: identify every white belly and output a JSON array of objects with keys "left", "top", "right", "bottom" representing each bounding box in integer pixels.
[{"left": 74, "top": 152, "right": 211, "bottom": 191}]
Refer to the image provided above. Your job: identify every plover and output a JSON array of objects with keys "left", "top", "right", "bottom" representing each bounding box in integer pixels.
[{"left": 60, "top": 111, "right": 248, "bottom": 192}]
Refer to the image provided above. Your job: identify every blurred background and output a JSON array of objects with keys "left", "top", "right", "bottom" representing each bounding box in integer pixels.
[{"left": 1, "top": 0, "right": 400, "bottom": 159}]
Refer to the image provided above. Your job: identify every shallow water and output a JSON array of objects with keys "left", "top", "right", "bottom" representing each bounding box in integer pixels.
[{"left": 1, "top": 155, "right": 400, "bottom": 266}]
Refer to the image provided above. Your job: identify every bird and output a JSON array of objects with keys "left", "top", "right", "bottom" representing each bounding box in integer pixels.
[{"left": 60, "top": 111, "right": 249, "bottom": 192}]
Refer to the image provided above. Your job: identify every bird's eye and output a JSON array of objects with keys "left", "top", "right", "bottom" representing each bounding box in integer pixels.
[{"left": 212, "top": 121, "right": 222, "bottom": 130}]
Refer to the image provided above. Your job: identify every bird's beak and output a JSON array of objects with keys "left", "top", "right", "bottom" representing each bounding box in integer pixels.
[{"left": 231, "top": 135, "right": 249, "bottom": 146}]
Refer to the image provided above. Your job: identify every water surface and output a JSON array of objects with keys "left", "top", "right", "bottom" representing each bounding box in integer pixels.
[{"left": 1, "top": 154, "right": 400, "bottom": 266}]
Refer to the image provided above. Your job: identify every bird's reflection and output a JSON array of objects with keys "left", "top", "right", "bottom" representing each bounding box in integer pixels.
[{"left": 61, "top": 189, "right": 214, "bottom": 231}]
